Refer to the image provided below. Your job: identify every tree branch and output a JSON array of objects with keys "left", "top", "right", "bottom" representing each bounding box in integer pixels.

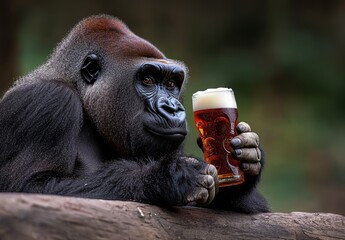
[{"left": 0, "top": 193, "right": 343, "bottom": 239}]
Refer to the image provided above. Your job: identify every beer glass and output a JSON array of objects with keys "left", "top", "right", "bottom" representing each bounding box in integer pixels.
[{"left": 192, "top": 88, "right": 244, "bottom": 187}]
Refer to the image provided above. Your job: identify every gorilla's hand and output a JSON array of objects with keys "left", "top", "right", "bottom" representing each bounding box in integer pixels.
[
  {"left": 183, "top": 157, "right": 218, "bottom": 206},
  {"left": 230, "top": 122, "right": 261, "bottom": 176},
  {"left": 196, "top": 121, "right": 262, "bottom": 176}
]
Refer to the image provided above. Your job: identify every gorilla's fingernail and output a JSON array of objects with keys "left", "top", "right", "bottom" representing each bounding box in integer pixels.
[
  {"left": 235, "top": 149, "right": 242, "bottom": 156},
  {"left": 237, "top": 124, "right": 245, "bottom": 133},
  {"left": 231, "top": 138, "right": 241, "bottom": 148},
  {"left": 242, "top": 163, "right": 249, "bottom": 171}
]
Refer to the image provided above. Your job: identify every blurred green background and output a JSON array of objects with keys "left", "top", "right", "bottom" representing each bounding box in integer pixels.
[{"left": 1, "top": 0, "right": 344, "bottom": 214}]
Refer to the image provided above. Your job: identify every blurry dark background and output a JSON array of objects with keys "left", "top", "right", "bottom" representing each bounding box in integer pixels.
[{"left": 1, "top": 0, "right": 344, "bottom": 214}]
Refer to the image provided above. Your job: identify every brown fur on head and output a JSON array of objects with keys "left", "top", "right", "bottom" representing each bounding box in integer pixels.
[{"left": 78, "top": 15, "right": 165, "bottom": 59}]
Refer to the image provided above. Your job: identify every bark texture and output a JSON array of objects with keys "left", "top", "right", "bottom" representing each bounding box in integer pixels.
[{"left": 0, "top": 193, "right": 344, "bottom": 240}]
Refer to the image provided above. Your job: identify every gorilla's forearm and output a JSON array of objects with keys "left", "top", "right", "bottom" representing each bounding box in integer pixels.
[
  {"left": 18, "top": 158, "right": 205, "bottom": 208},
  {"left": 22, "top": 160, "right": 153, "bottom": 201}
]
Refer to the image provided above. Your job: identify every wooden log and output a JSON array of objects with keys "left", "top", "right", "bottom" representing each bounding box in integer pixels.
[{"left": 0, "top": 193, "right": 343, "bottom": 240}]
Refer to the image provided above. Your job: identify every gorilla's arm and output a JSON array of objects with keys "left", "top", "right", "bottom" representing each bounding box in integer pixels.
[
  {"left": 0, "top": 80, "right": 82, "bottom": 191},
  {"left": 0, "top": 80, "right": 214, "bottom": 206},
  {"left": 42, "top": 157, "right": 214, "bottom": 207}
]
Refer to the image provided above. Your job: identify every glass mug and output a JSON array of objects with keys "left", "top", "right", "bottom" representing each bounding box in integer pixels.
[{"left": 192, "top": 88, "right": 244, "bottom": 187}]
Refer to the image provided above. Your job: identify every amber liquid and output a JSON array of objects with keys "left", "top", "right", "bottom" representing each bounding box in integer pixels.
[{"left": 194, "top": 108, "right": 244, "bottom": 187}]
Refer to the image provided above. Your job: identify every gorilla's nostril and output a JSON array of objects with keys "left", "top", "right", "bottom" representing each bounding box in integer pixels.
[{"left": 162, "top": 102, "right": 177, "bottom": 114}]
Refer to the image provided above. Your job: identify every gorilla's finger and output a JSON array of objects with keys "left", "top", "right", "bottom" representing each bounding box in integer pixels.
[
  {"left": 197, "top": 137, "right": 204, "bottom": 151},
  {"left": 187, "top": 187, "right": 211, "bottom": 205},
  {"left": 206, "top": 164, "right": 219, "bottom": 194},
  {"left": 190, "top": 175, "right": 215, "bottom": 206},
  {"left": 236, "top": 122, "right": 251, "bottom": 134},
  {"left": 241, "top": 162, "right": 261, "bottom": 176},
  {"left": 231, "top": 132, "right": 259, "bottom": 149},
  {"left": 206, "top": 164, "right": 218, "bottom": 179},
  {"left": 198, "top": 174, "right": 215, "bottom": 189},
  {"left": 184, "top": 157, "right": 203, "bottom": 169},
  {"left": 233, "top": 147, "right": 261, "bottom": 163},
  {"left": 183, "top": 158, "right": 218, "bottom": 192}
]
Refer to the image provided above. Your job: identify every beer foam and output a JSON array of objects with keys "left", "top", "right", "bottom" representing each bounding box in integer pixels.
[{"left": 192, "top": 88, "right": 237, "bottom": 111}]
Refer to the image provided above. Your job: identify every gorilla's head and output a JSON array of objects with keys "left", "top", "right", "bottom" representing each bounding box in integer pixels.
[{"left": 45, "top": 15, "right": 188, "bottom": 158}]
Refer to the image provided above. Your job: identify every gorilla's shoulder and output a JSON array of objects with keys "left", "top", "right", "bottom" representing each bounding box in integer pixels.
[{"left": 0, "top": 80, "right": 83, "bottom": 145}]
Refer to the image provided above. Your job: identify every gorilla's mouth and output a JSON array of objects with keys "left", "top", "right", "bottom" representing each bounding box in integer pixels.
[{"left": 144, "top": 125, "right": 187, "bottom": 141}]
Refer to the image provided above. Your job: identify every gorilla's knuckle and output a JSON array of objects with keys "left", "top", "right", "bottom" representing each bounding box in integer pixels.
[
  {"left": 254, "top": 163, "right": 262, "bottom": 175},
  {"left": 246, "top": 163, "right": 261, "bottom": 176},
  {"left": 203, "top": 175, "right": 215, "bottom": 189},
  {"left": 238, "top": 148, "right": 260, "bottom": 163},
  {"left": 253, "top": 133, "right": 260, "bottom": 146},
  {"left": 256, "top": 147, "right": 261, "bottom": 161},
  {"left": 237, "top": 122, "right": 251, "bottom": 133},
  {"left": 240, "top": 132, "right": 259, "bottom": 147},
  {"left": 197, "top": 189, "right": 210, "bottom": 204},
  {"left": 207, "top": 164, "right": 217, "bottom": 176},
  {"left": 184, "top": 157, "right": 199, "bottom": 164}
]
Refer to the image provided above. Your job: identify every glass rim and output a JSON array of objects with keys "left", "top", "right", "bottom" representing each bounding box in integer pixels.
[
  {"left": 192, "top": 87, "right": 233, "bottom": 98},
  {"left": 192, "top": 87, "right": 237, "bottom": 111}
]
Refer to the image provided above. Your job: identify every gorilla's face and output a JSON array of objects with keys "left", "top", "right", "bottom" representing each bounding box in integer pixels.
[
  {"left": 76, "top": 17, "right": 188, "bottom": 158},
  {"left": 81, "top": 55, "right": 188, "bottom": 158},
  {"left": 134, "top": 61, "right": 187, "bottom": 140}
]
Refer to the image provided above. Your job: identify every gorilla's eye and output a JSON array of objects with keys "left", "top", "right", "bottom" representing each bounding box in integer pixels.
[
  {"left": 142, "top": 76, "right": 155, "bottom": 86},
  {"left": 165, "top": 79, "right": 177, "bottom": 90},
  {"left": 81, "top": 54, "right": 101, "bottom": 84}
]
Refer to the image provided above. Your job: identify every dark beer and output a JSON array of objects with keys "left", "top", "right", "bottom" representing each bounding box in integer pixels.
[{"left": 192, "top": 88, "right": 244, "bottom": 187}]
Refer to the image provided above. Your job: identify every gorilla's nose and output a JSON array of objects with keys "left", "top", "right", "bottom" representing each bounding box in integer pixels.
[{"left": 156, "top": 97, "right": 185, "bottom": 121}]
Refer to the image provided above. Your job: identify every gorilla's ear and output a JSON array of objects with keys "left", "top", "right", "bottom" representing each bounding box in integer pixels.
[{"left": 81, "top": 54, "right": 101, "bottom": 84}]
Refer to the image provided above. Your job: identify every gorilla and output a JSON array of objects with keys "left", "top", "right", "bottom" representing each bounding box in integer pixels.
[{"left": 0, "top": 15, "right": 268, "bottom": 213}]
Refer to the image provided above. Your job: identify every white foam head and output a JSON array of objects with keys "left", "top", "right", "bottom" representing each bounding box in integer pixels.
[{"left": 192, "top": 88, "right": 237, "bottom": 111}]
